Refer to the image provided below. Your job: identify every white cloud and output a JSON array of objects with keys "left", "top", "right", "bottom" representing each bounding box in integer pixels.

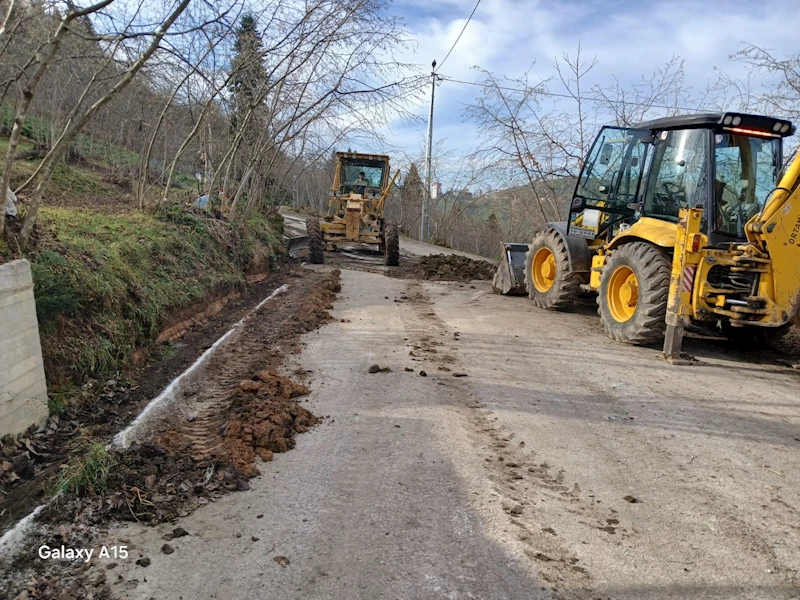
[{"left": 380, "top": 0, "right": 799, "bottom": 167}]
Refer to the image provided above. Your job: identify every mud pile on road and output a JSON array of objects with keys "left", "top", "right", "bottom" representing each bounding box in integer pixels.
[
  {"left": 409, "top": 254, "right": 496, "bottom": 282},
  {"left": 223, "top": 371, "right": 319, "bottom": 476}
]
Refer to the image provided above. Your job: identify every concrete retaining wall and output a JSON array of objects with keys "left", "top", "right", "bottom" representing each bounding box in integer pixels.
[{"left": 1, "top": 259, "right": 48, "bottom": 437}]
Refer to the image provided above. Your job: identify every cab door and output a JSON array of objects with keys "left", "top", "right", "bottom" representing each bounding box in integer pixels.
[{"left": 568, "top": 127, "right": 650, "bottom": 241}]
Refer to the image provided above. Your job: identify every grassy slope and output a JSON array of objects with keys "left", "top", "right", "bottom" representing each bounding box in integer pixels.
[
  {"left": 17, "top": 206, "right": 283, "bottom": 385},
  {"left": 2, "top": 131, "right": 284, "bottom": 386},
  {"left": 1, "top": 126, "right": 196, "bottom": 210}
]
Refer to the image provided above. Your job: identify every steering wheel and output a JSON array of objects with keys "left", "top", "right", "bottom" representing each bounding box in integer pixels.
[
  {"left": 717, "top": 203, "right": 735, "bottom": 231},
  {"left": 661, "top": 182, "right": 682, "bottom": 195}
]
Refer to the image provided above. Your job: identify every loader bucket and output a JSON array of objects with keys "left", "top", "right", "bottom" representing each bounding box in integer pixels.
[{"left": 492, "top": 242, "right": 529, "bottom": 295}]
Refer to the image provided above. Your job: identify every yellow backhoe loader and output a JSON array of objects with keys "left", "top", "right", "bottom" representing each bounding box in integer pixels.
[
  {"left": 521, "top": 112, "right": 800, "bottom": 357},
  {"left": 306, "top": 152, "right": 400, "bottom": 266}
]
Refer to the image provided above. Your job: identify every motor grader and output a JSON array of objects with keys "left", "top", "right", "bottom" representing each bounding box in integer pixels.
[
  {"left": 514, "top": 112, "right": 800, "bottom": 357},
  {"left": 306, "top": 152, "right": 400, "bottom": 266}
]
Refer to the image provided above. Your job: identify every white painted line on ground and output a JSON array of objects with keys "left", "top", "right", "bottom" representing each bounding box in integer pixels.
[
  {"left": 0, "top": 505, "right": 43, "bottom": 558},
  {"left": 113, "top": 283, "right": 288, "bottom": 448}
]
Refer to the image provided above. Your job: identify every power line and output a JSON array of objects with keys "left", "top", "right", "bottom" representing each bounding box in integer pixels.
[
  {"left": 436, "top": 0, "right": 482, "bottom": 72},
  {"left": 439, "top": 75, "right": 706, "bottom": 114}
]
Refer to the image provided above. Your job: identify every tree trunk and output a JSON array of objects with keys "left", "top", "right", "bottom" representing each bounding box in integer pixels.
[{"left": 19, "top": 0, "right": 190, "bottom": 240}]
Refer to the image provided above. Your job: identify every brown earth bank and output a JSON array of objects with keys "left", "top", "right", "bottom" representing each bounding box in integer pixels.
[
  {"left": 1, "top": 265, "right": 287, "bottom": 537},
  {"left": 0, "top": 268, "right": 340, "bottom": 599}
]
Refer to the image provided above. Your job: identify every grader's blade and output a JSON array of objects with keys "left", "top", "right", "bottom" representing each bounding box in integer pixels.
[
  {"left": 284, "top": 233, "right": 309, "bottom": 258},
  {"left": 492, "top": 242, "right": 529, "bottom": 295}
]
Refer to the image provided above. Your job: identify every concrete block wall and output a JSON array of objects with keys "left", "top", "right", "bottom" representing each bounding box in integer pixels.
[{"left": 1, "top": 259, "right": 49, "bottom": 437}]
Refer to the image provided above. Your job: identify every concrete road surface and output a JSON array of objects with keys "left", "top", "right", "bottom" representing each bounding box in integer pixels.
[{"left": 104, "top": 238, "right": 800, "bottom": 599}]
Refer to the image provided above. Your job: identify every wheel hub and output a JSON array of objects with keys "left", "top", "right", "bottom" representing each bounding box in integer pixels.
[
  {"left": 608, "top": 266, "right": 638, "bottom": 322},
  {"left": 532, "top": 248, "right": 557, "bottom": 293},
  {"left": 620, "top": 279, "right": 638, "bottom": 306}
]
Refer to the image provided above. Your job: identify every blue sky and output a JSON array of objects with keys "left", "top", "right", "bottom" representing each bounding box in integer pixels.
[{"left": 380, "top": 0, "right": 800, "bottom": 174}]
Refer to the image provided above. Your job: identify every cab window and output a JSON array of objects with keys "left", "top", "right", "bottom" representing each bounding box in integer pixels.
[
  {"left": 643, "top": 129, "right": 709, "bottom": 221},
  {"left": 577, "top": 127, "right": 638, "bottom": 203},
  {"left": 571, "top": 127, "right": 648, "bottom": 239},
  {"left": 339, "top": 160, "right": 386, "bottom": 193},
  {"left": 713, "top": 133, "right": 780, "bottom": 237}
]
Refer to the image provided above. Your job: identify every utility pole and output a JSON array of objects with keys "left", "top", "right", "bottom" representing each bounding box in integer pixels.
[{"left": 421, "top": 59, "right": 436, "bottom": 242}]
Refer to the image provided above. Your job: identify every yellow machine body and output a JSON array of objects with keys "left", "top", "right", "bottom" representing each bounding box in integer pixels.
[
  {"left": 320, "top": 152, "right": 399, "bottom": 247},
  {"left": 666, "top": 158, "right": 800, "bottom": 332},
  {"left": 522, "top": 112, "right": 800, "bottom": 355}
]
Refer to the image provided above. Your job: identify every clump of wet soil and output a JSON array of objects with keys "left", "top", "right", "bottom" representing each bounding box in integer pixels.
[
  {"left": 224, "top": 371, "right": 320, "bottom": 477},
  {"left": 393, "top": 254, "right": 496, "bottom": 282},
  {"left": 33, "top": 370, "right": 318, "bottom": 531}
]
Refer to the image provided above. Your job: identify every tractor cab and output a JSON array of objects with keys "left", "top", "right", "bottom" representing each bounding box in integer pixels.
[
  {"left": 332, "top": 153, "right": 390, "bottom": 204},
  {"left": 568, "top": 113, "right": 795, "bottom": 248},
  {"left": 305, "top": 151, "right": 400, "bottom": 266}
]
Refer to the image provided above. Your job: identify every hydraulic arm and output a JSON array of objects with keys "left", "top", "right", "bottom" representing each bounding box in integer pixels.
[{"left": 664, "top": 150, "right": 800, "bottom": 361}]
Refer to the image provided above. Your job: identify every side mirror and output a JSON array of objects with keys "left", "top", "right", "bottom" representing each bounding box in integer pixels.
[
  {"left": 630, "top": 157, "right": 639, "bottom": 167},
  {"left": 571, "top": 196, "right": 586, "bottom": 212},
  {"left": 598, "top": 185, "right": 608, "bottom": 194},
  {"left": 599, "top": 145, "right": 613, "bottom": 165},
  {"left": 627, "top": 202, "right": 642, "bottom": 211}
]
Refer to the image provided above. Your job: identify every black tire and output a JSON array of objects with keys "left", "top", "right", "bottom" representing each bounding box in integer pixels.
[
  {"left": 524, "top": 229, "right": 583, "bottom": 310},
  {"left": 306, "top": 217, "right": 325, "bottom": 264},
  {"left": 597, "top": 242, "right": 671, "bottom": 345},
  {"left": 720, "top": 322, "right": 791, "bottom": 348},
  {"left": 384, "top": 221, "right": 399, "bottom": 266}
]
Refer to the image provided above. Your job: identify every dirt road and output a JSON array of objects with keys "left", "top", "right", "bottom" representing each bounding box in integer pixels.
[{"left": 83, "top": 235, "right": 800, "bottom": 599}]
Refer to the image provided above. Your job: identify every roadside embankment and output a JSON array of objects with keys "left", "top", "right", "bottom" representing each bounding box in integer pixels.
[
  {"left": 0, "top": 203, "right": 287, "bottom": 536},
  {"left": 1, "top": 204, "right": 285, "bottom": 386}
]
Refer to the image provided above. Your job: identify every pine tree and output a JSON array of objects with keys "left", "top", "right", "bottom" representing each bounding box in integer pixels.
[
  {"left": 229, "top": 14, "right": 266, "bottom": 130},
  {"left": 402, "top": 163, "right": 424, "bottom": 206}
]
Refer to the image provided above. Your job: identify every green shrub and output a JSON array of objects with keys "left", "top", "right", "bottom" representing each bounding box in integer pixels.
[{"left": 54, "top": 442, "right": 114, "bottom": 497}]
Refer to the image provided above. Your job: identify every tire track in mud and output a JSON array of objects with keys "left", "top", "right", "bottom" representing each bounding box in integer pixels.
[
  {"left": 144, "top": 270, "right": 338, "bottom": 460},
  {"left": 434, "top": 299, "right": 800, "bottom": 597},
  {"left": 397, "top": 280, "right": 615, "bottom": 599}
]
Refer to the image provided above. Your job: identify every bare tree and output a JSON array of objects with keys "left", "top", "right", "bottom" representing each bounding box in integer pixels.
[
  {"left": 727, "top": 43, "right": 800, "bottom": 161},
  {"left": 16, "top": 0, "right": 191, "bottom": 240},
  {"left": 0, "top": 0, "right": 16, "bottom": 52},
  {"left": 144, "top": 0, "right": 421, "bottom": 223},
  {"left": 384, "top": 161, "right": 424, "bottom": 235},
  {"left": 591, "top": 56, "right": 689, "bottom": 126},
  {"left": 554, "top": 43, "right": 597, "bottom": 171},
  {"left": 0, "top": 0, "right": 115, "bottom": 234},
  {"left": 464, "top": 67, "right": 565, "bottom": 226}
]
